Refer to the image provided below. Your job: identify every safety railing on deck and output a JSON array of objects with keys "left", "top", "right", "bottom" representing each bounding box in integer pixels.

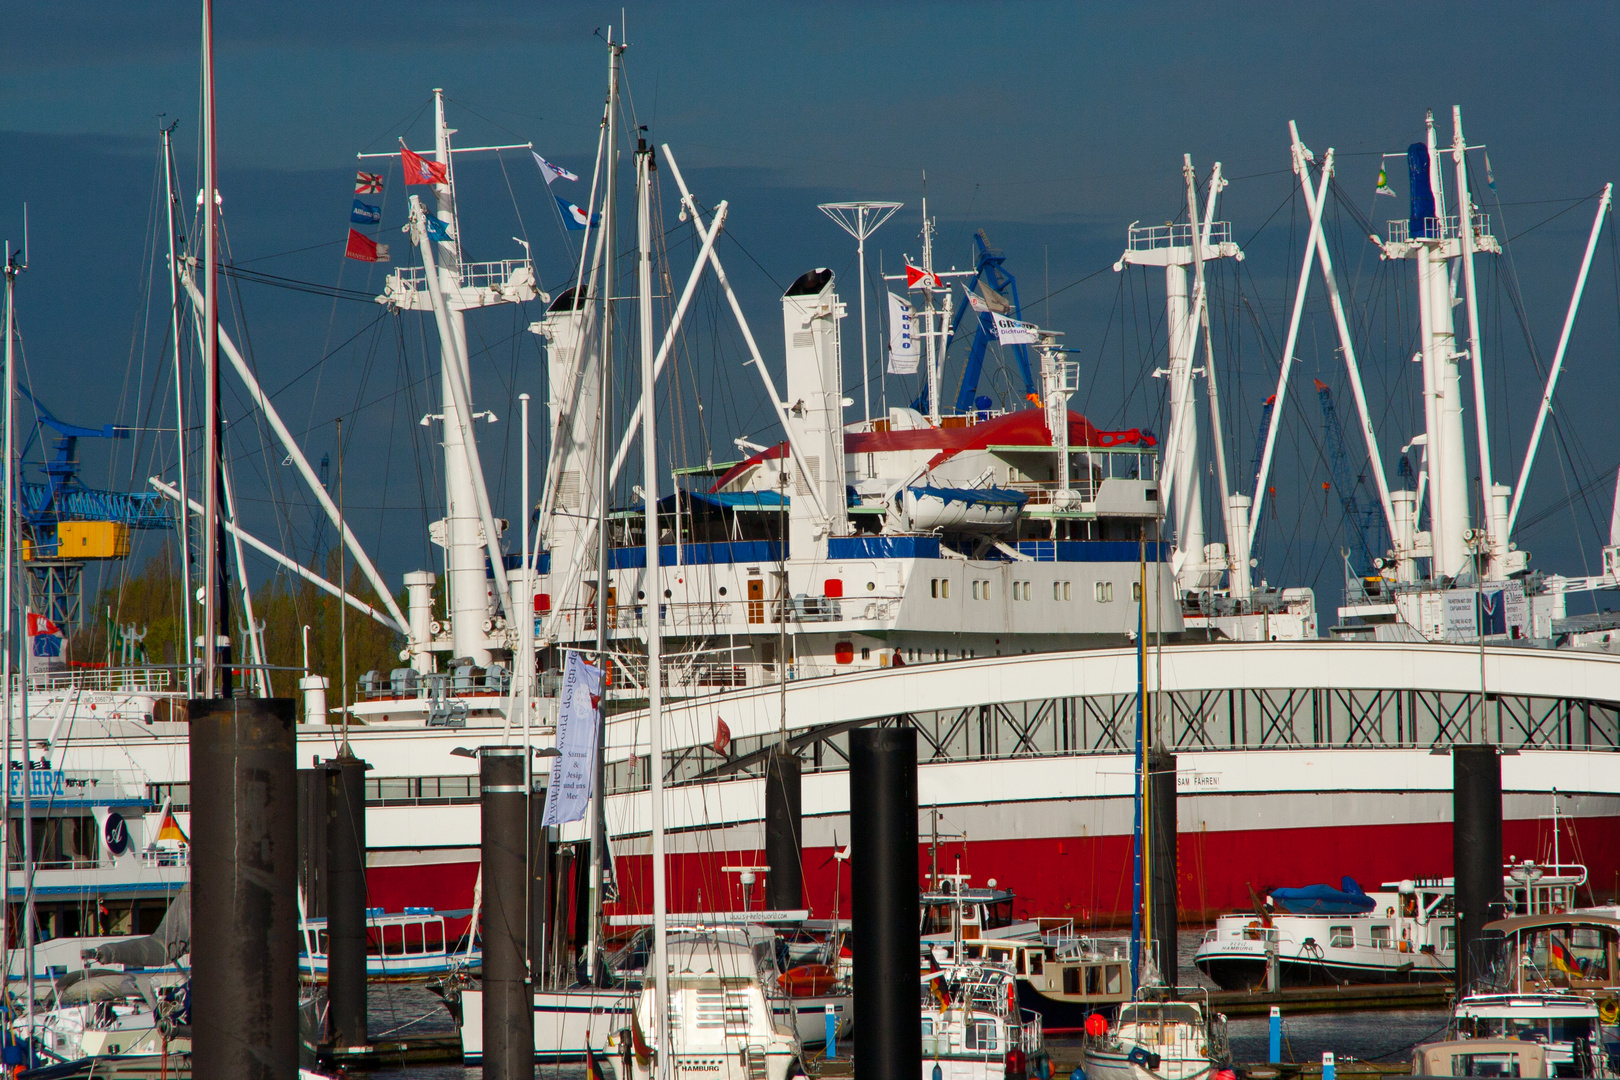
[{"left": 1125, "top": 220, "right": 1233, "bottom": 251}]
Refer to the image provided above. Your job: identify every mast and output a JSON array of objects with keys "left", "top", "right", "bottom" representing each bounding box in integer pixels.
[
  {"left": 1130, "top": 532, "right": 1147, "bottom": 992},
  {"left": 200, "top": 0, "right": 229, "bottom": 697},
  {"left": 2, "top": 241, "right": 18, "bottom": 1034},
  {"left": 919, "top": 188, "right": 942, "bottom": 423},
  {"left": 586, "top": 32, "right": 623, "bottom": 985},
  {"left": 160, "top": 123, "right": 194, "bottom": 697},
  {"left": 636, "top": 135, "right": 671, "bottom": 1080}
]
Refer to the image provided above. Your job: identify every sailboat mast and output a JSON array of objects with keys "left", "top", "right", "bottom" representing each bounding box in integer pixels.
[
  {"left": 199, "top": 0, "right": 229, "bottom": 697},
  {"left": 586, "top": 32, "right": 623, "bottom": 986},
  {"left": 160, "top": 124, "right": 195, "bottom": 698},
  {"left": 636, "top": 136, "right": 671, "bottom": 1080},
  {"left": 2, "top": 243, "right": 16, "bottom": 997},
  {"left": 1130, "top": 534, "right": 1147, "bottom": 992}
]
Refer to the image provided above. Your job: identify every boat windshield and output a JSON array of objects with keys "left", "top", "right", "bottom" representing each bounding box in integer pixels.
[
  {"left": 1120, "top": 1003, "right": 1201, "bottom": 1027},
  {"left": 1465, "top": 1015, "right": 1593, "bottom": 1043}
]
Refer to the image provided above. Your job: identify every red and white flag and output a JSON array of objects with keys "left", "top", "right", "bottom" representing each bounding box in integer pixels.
[
  {"left": 355, "top": 171, "right": 384, "bottom": 194},
  {"left": 906, "top": 263, "right": 944, "bottom": 290},
  {"left": 713, "top": 717, "right": 732, "bottom": 756},
  {"left": 344, "top": 229, "right": 389, "bottom": 263},
  {"left": 400, "top": 145, "right": 449, "bottom": 186}
]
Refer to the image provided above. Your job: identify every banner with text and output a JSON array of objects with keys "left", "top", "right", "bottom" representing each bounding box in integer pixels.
[
  {"left": 888, "top": 292, "right": 919, "bottom": 374},
  {"left": 542, "top": 651, "right": 605, "bottom": 826}
]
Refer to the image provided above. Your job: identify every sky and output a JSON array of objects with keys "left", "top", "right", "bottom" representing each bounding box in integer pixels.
[{"left": 3, "top": 1, "right": 1620, "bottom": 621}]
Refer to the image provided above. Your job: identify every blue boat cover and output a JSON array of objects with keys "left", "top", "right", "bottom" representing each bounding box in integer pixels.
[
  {"left": 1270, "top": 876, "right": 1376, "bottom": 915},
  {"left": 909, "top": 484, "right": 1028, "bottom": 508}
]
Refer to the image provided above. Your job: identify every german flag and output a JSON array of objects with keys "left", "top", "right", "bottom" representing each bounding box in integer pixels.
[
  {"left": 927, "top": 953, "right": 951, "bottom": 1011},
  {"left": 1549, "top": 935, "right": 1583, "bottom": 977},
  {"left": 154, "top": 798, "right": 189, "bottom": 846},
  {"left": 585, "top": 1044, "right": 606, "bottom": 1080},
  {"left": 631, "top": 1000, "right": 653, "bottom": 1066}
]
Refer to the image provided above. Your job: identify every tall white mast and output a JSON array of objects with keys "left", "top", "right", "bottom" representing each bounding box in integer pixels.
[
  {"left": 200, "top": 0, "right": 223, "bottom": 696},
  {"left": 586, "top": 35, "right": 623, "bottom": 984},
  {"left": 636, "top": 136, "right": 671, "bottom": 1080},
  {"left": 160, "top": 123, "right": 194, "bottom": 697},
  {"left": 2, "top": 241, "right": 18, "bottom": 991},
  {"left": 920, "top": 191, "right": 942, "bottom": 423}
]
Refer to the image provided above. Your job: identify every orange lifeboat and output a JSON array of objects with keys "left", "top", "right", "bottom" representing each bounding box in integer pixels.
[{"left": 778, "top": 963, "right": 839, "bottom": 997}]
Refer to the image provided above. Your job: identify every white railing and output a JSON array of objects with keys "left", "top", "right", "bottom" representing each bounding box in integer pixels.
[
  {"left": 1126, "top": 220, "right": 1233, "bottom": 251},
  {"left": 387, "top": 258, "right": 534, "bottom": 293},
  {"left": 1385, "top": 214, "right": 1494, "bottom": 244},
  {"left": 18, "top": 667, "right": 174, "bottom": 694}
]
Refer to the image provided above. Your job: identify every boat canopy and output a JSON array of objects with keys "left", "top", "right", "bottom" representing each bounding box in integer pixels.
[{"left": 1269, "top": 876, "right": 1375, "bottom": 915}]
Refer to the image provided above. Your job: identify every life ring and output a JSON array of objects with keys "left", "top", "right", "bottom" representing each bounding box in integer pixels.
[
  {"left": 1599, "top": 998, "right": 1620, "bottom": 1025},
  {"left": 1007, "top": 978, "right": 1019, "bottom": 1017}
]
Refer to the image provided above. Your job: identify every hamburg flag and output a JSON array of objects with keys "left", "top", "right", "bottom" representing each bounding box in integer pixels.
[
  {"left": 713, "top": 717, "right": 732, "bottom": 756},
  {"left": 26, "top": 612, "right": 61, "bottom": 658},
  {"left": 344, "top": 229, "right": 389, "bottom": 263},
  {"left": 351, "top": 199, "right": 381, "bottom": 225},
  {"left": 400, "top": 145, "right": 449, "bottom": 186},
  {"left": 556, "top": 196, "right": 599, "bottom": 230},
  {"left": 355, "top": 171, "right": 384, "bottom": 194}
]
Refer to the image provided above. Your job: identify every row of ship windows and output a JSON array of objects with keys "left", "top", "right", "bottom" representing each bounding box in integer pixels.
[{"left": 929, "top": 578, "right": 1144, "bottom": 604}]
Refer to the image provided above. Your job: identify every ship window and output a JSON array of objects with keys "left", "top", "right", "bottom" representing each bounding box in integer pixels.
[
  {"left": 966, "top": 1019, "right": 998, "bottom": 1051},
  {"left": 1443, "top": 926, "right": 1457, "bottom": 952},
  {"left": 931, "top": 579, "right": 939, "bottom": 598},
  {"left": 972, "top": 581, "right": 980, "bottom": 600},
  {"left": 1370, "top": 925, "right": 1392, "bottom": 949},
  {"left": 1132, "top": 582, "right": 1142, "bottom": 602},
  {"left": 1105, "top": 963, "right": 1125, "bottom": 994},
  {"left": 1055, "top": 582, "right": 1063, "bottom": 601},
  {"left": 1329, "top": 926, "right": 1353, "bottom": 948},
  {"left": 1029, "top": 952, "right": 1043, "bottom": 975},
  {"left": 983, "top": 581, "right": 991, "bottom": 601},
  {"left": 1063, "top": 582, "right": 1072, "bottom": 600}
]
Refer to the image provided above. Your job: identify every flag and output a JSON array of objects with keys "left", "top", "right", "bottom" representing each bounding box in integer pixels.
[
  {"left": 585, "top": 1045, "right": 606, "bottom": 1080},
  {"left": 965, "top": 289, "right": 990, "bottom": 314},
  {"left": 155, "top": 797, "right": 190, "bottom": 846},
  {"left": 400, "top": 145, "right": 449, "bottom": 186},
  {"left": 556, "top": 196, "right": 599, "bottom": 230},
  {"left": 1485, "top": 151, "right": 1496, "bottom": 191},
  {"left": 927, "top": 953, "right": 951, "bottom": 1010},
  {"left": 888, "top": 292, "right": 919, "bottom": 375},
  {"left": 630, "top": 1000, "right": 653, "bottom": 1066},
  {"left": 543, "top": 651, "right": 605, "bottom": 826},
  {"left": 26, "top": 612, "right": 62, "bottom": 659},
  {"left": 1375, "top": 167, "right": 1396, "bottom": 198},
  {"left": 713, "top": 717, "right": 731, "bottom": 756},
  {"left": 423, "top": 215, "right": 453, "bottom": 242},
  {"left": 992, "top": 312, "right": 1039, "bottom": 345},
  {"left": 906, "top": 263, "right": 944, "bottom": 290},
  {"left": 351, "top": 199, "right": 382, "bottom": 225},
  {"left": 344, "top": 229, "right": 390, "bottom": 263},
  {"left": 1549, "top": 935, "right": 1582, "bottom": 976},
  {"left": 355, "top": 171, "right": 384, "bottom": 194},
  {"left": 532, "top": 151, "right": 579, "bottom": 185}
]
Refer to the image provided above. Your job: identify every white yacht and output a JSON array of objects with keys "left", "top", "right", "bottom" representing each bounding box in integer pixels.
[
  {"left": 1081, "top": 994, "right": 1229, "bottom": 1080},
  {"left": 921, "top": 963, "right": 1049, "bottom": 1080}
]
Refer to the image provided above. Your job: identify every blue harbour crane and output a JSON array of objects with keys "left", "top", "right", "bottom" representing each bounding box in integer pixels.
[
  {"left": 15, "top": 387, "right": 171, "bottom": 633},
  {"left": 947, "top": 231, "right": 1039, "bottom": 414},
  {"left": 1313, "top": 378, "right": 1389, "bottom": 576}
]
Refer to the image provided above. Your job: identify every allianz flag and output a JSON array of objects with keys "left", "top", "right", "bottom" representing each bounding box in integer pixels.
[
  {"left": 26, "top": 612, "right": 61, "bottom": 659},
  {"left": 542, "top": 650, "right": 604, "bottom": 826},
  {"left": 556, "top": 196, "right": 600, "bottom": 231},
  {"left": 887, "top": 292, "right": 919, "bottom": 374},
  {"left": 351, "top": 199, "right": 381, "bottom": 225},
  {"left": 423, "top": 215, "right": 452, "bottom": 242}
]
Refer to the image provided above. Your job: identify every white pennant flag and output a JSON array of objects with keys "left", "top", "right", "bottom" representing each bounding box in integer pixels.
[
  {"left": 992, "top": 312, "right": 1039, "bottom": 345},
  {"left": 888, "top": 292, "right": 919, "bottom": 375},
  {"left": 542, "top": 651, "right": 604, "bottom": 826}
]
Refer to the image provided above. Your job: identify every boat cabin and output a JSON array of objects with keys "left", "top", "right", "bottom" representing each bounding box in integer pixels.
[
  {"left": 1481, "top": 914, "right": 1620, "bottom": 994},
  {"left": 1413, "top": 1039, "right": 1550, "bottom": 1079}
]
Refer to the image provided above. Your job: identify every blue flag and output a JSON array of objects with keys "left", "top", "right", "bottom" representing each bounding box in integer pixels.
[
  {"left": 423, "top": 215, "right": 452, "bottom": 241},
  {"left": 556, "top": 196, "right": 600, "bottom": 231},
  {"left": 350, "top": 199, "right": 381, "bottom": 225}
]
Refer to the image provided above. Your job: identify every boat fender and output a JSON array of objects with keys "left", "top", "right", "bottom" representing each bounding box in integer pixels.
[
  {"left": 1599, "top": 998, "right": 1619, "bottom": 1024},
  {"left": 1069, "top": 1068, "right": 1087, "bottom": 1080}
]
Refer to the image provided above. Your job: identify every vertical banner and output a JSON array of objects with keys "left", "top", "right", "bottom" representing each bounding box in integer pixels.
[
  {"left": 887, "top": 293, "right": 918, "bottom": 374},
  {"left": 542, "top": 651, "right": 605, "bottom": 826}
]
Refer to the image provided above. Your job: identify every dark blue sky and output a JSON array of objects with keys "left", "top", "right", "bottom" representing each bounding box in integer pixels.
[{"left": 4, "top": 2, "right": 1619, "bottom": 613}]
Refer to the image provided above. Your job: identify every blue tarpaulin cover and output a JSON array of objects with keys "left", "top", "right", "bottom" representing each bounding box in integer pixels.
[{"left": 1270, "top": 876, "right": 1376, "bottom": 915}]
